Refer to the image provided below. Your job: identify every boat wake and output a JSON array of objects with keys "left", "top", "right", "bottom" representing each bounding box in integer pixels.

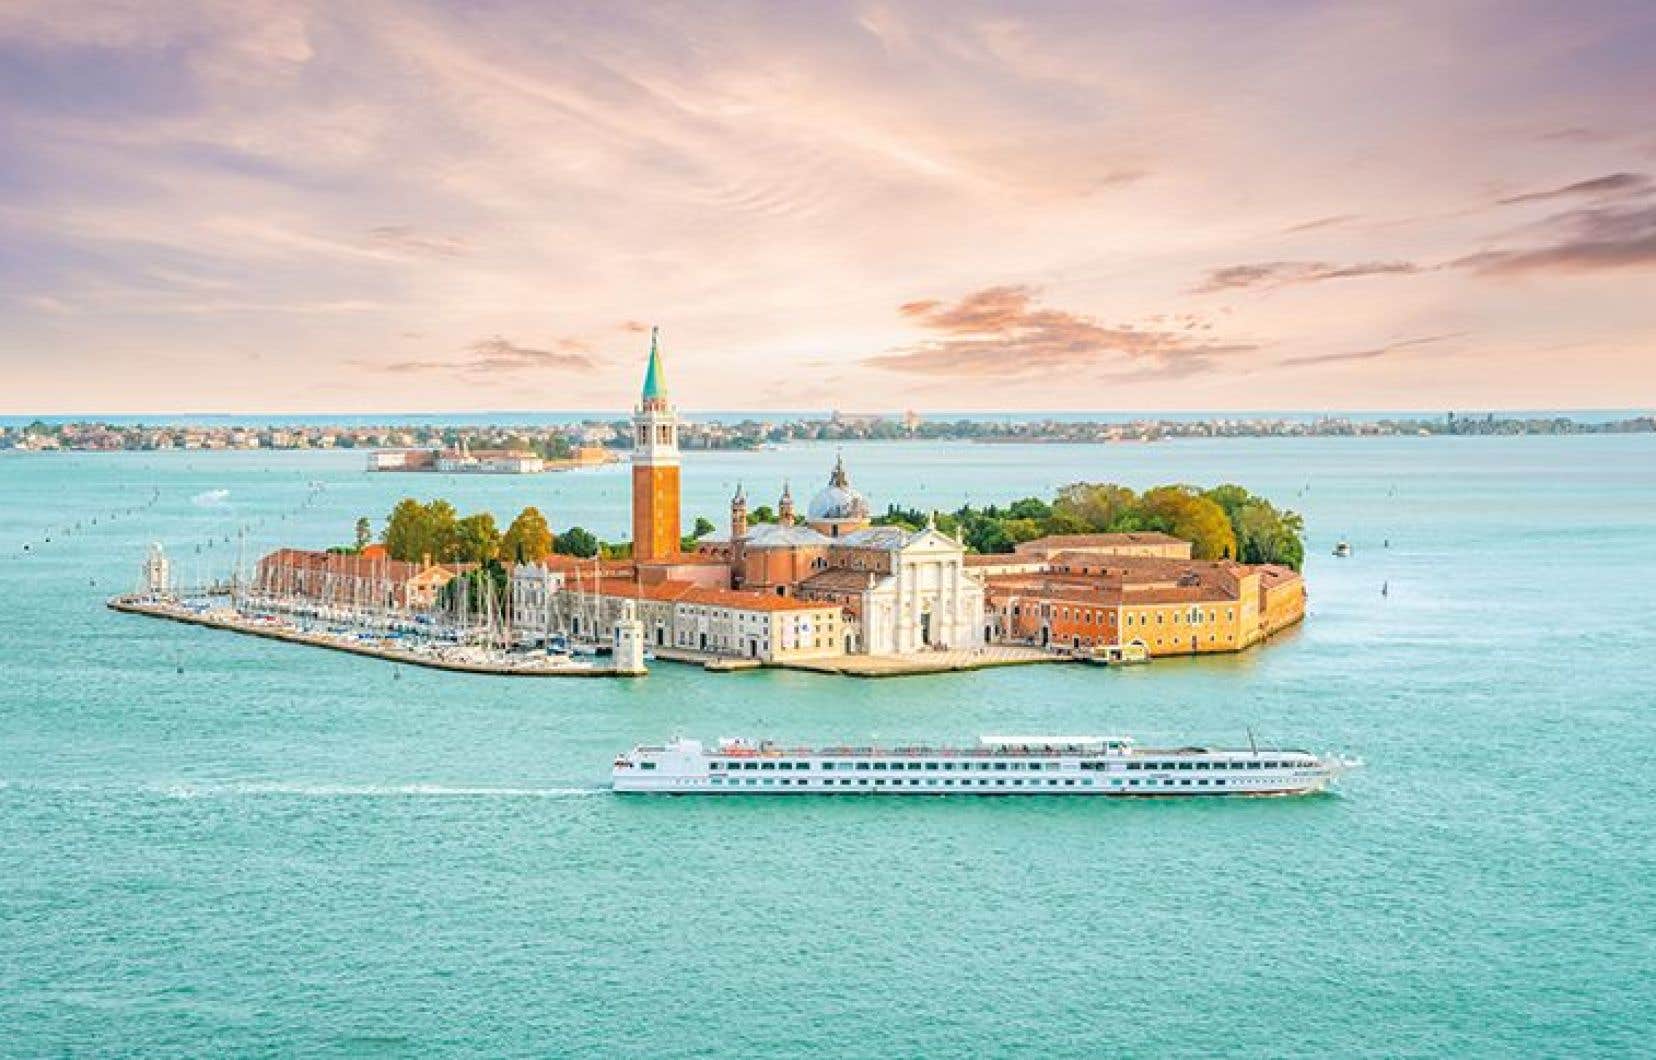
[{"left": 162, "top": 782, "right": 604, "bottom": 800}]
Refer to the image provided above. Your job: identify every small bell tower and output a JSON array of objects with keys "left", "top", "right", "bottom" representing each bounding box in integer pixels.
[{"left": 731, "top": 482, "right": 748, "bottom": 540}]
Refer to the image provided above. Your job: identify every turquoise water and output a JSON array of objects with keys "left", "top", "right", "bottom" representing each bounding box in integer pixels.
[{"left": 3, "top": 438, "right": 1653, "bottom": 1056}]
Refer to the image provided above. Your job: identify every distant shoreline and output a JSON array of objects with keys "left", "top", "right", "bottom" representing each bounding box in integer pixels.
[{"left": 5, "top": 412, "right": 1651, "bottom": 453}]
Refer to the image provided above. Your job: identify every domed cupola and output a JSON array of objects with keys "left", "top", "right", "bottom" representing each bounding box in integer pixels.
[{"left": 806, "top": 454, "right": 872, "bottom": 537}]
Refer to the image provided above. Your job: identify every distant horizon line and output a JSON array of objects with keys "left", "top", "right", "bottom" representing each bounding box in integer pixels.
[{"left": 5, "top": 406, "right": 1653, "bottom": 422}]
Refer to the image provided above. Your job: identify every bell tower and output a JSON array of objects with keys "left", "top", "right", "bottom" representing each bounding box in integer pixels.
[
  {"left": 730, "top": 482, "right": 748, "bottom": 540},
  {"left": 631, "top": 326, "right": 681, "bottom": 562}
]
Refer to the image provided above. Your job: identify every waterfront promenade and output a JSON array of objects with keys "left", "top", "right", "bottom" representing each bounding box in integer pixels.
[{"left": 782, "top": 645, "right": 1060, "bottom": 678}]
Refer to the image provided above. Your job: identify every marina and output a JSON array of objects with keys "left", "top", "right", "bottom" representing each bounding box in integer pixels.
[{"left": 107, "top": 594, "right": 644, "bottom": 677}]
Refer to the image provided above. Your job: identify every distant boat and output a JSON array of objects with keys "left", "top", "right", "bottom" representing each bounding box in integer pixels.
[{"left": 1333, "top": 540, "right": 1352, "bottom": 558}]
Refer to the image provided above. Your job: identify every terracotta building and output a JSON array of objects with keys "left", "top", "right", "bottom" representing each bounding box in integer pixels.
[
  {"left": 982, "top": 552, "right": 1304, "bottom": 657},
  {"left": 1013, "top": 532, "right": 1192, "bottom": 561},
  {"left": 252, "top": 548, "right": 468, "bottom": 610}
]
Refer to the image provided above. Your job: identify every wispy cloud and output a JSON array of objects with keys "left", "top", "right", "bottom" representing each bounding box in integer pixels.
[
  {"left": 1191, "top": 260, "right": 1419, "bottom": 294},
  {"left": 1453, "top": 204, "right": 1656, "bottom": 276},
  {"left": 355, "top": 335, "right": 598, "bottom": 376},
  {"left": 365, "top": 225, "right": 471, "bottom": 258},
  {"left": 868, "top": 286, "right": 1252, "bottom": 378},
  {"left": 1280, "top": 214, "right": 1359, "bottom": 234},
  {"left": 1279, "top": 333, "right": 1465, "bottom": 367},
  {"left": 1496, "top": 172, "right": 1652, "bottom": 206}
]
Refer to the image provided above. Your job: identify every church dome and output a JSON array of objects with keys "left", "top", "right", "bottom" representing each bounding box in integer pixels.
[{"left": 807, "top": 456, "right": 871, "bottom": 523}]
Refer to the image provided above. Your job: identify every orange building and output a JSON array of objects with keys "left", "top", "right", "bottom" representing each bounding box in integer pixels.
[
  {"left": 631, "top": 326, "right": 681, "bottom": 563},
  {"left": 983, "top": 549, "right": 1303, "bottom": 657}
]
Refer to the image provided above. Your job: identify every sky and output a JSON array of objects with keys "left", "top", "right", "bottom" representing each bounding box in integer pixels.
[{"left": 1, "top": 0, "right": 1654, "bottom": 415}]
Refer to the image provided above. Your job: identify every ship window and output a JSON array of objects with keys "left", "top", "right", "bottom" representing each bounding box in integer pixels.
[
  {"left": 1065, "top": 779, "right": 1076, "bottom": 786},
  {"left": 1126, "top": 762, "right": 1140, "bottom": 771},
  {"left": 944, "top": 779, "right": 954, "bottom": 786},
  {"left": 1246, "top": 762, "right": 1260, "bottom": 770},
  {"left": 857, "top": 778, "right": 868, "bottom": 786},
  {"left": 761, "top": 762, "right": 775, "bottom": 770},
  {"left": 995, "top": 778, "right": 1006, "bottom": 786},
  {"left": 819, "top": 762, "right": 834, "bottom": 771},
  {"left": 1178, "top": 762, "right": 1193, "bottom": 771},
  {"left": 1180, "top": 778, "right": 1191, "bottom": 786},
  {"left": 1198, "top": 779, "right": 1208, "bottom": 786},
  {"left": 925, "top": 762, "right": 938, "bottom": 770},
  {"left": 907, "top": 763, "right": 922, "bottom": 771},
  {"left": 1215, "top": 779, "right": 1225, "bottom": 787},
  {"left": 745, "top": 778, "right": 756, "bottom": 786},
  {"left": 709, "top": 762, "right": 722, "bottom": 770},
  {"left": 927, "top": 779, "right": 938, "bottom": 786},
  {"left": 1027, "top": 763, "right": 1041, "bottom": 772},
  {"left": 994, "top": 762, "right": 1007, "bottom": 771},
  {"left": 1112, "top": 779, "right": 1123, "bottom": 787},
  {"left": 641, "top": 762, "right": 657, "bottom": 771},
  {"left": 1128, "top": 779, "right": 1139, "bottom": 787},
  {"left": 1195, "top": 762, "right": 1209, "bottom": 771},
  {"left": 856, "top": 762, "right": 870, "bottom": 770},
  {"left": 763, "top": 778, "right": 774, "bottom": 786}
]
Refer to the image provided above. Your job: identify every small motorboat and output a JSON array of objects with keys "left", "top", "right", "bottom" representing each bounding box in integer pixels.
[{"left": 1333, "top": 540, "right": 1352, "bottom": 558}]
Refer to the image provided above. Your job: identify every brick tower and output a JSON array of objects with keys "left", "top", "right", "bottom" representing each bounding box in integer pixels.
[{"left": 631, "top": 326, "right": 681, "bottom": 562}]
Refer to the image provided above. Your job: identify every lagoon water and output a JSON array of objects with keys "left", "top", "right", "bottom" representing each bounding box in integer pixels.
[{"left": 3, "top": 437, "right": 1653, "bottom": 1056}]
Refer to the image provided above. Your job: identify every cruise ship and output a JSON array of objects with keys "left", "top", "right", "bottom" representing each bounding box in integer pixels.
[{"left": 612, "top": 735, "right": 1361, "bottom": 797}]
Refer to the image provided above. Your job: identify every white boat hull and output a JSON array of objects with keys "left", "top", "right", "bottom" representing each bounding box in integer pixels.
[{"left": 612, "top": 738, "right": 1359, "bottom": 798}]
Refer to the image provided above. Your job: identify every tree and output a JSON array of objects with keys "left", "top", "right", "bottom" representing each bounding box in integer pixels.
[
  {"left": 451, "top": 512, "right": 502, "bottom": 564},
  {"left": 1053, "top": 483, "right": 1138, "bottom": 532},
  {"left": 1043, "top": 510, "right": 1088, "bottom": 535},
  {"left": 748, "top": 505, "right": 778, "bottom": 525},
  {"left": 383, "top": 498, "right": 456, "bottom": 563},
  {"left": 1138, "top": 486, "right": 1237, "bottom": 560},
  {"left": 682, "top": 516, "right": 717, "bottom": 551},
  {"left": 501, "top": 506, "right": 554, "bottom": 564},
  {"left": 354, "top": 517, "right": 372, "bottom": 551},
  {"left": 426, "top": 500, "right": 460, "bottom": 560},
  {"left": 554, "top": 526, "right": 600, "bottom": 558},
  {"left": 1202, "top": 483, "right": 1252, "bottom": 523},
  {"left": 1203, "top": 485, "right": 1305, "bottom": 570},
  {"left": 1005, "top": 497, "right": 1052, "bottom": 521},
  {"left": 1233, "top": 498, "right": 1305, "bottom": 570}
]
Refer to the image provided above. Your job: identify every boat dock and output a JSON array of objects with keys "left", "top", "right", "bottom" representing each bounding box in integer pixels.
[{"left": 108, "top": 596, "right": 645, "bottom": 677}]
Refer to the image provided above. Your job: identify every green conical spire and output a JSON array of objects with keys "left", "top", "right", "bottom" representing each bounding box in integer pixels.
[{"left": 641, "top": 326, "right": 667, "bottom": 402}]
